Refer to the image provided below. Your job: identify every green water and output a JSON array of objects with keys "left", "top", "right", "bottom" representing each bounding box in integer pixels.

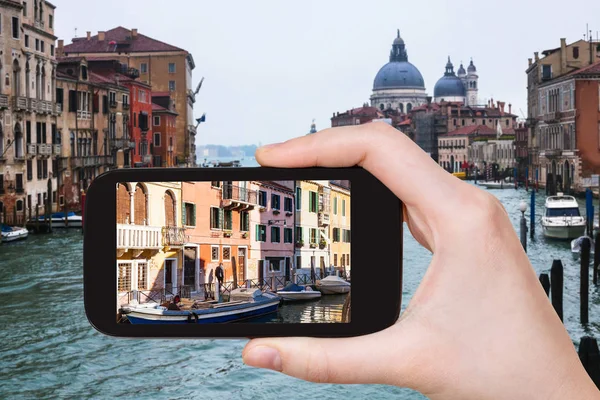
[{"left": 0, "top": 185, "right": 598, "bottom": 399}]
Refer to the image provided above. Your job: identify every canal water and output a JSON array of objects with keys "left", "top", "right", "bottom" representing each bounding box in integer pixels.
[{"left": 1, "top": 184, "right": 599, "bottom": 400}]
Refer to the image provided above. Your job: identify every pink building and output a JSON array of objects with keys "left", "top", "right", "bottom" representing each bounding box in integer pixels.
[{"left": 248, "top": 181, "right": 295, "bottom": 283}]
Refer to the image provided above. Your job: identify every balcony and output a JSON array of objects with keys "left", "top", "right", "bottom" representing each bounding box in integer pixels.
[
  {"left": 318, "top": 212, "right": 330, "bottom": 227},
  {"left": 188, "top": 125, "right": 197, "bottom": 136},
  {"left": 117, "top": 224, "right": 162, "bottom": 250},
  {"left": 27, "top": 144, "right": 37, "bottom": 157},
  {"left": 220, "top": 184, "right": 259, "bottom": 211},
  {"left": 122, "top": 103, "right": 130, "bottom": 110},
  {"left": 543, "top": 149, "right": 562, "bottom": 158},
  {"left": 110, "top": 138, "right": 135, "bottom": 150},
  {"left": 27, "top": 97, "right": 37, "bottom": 112},
  {"left": 98, "top": 155, "right": 114, "bottom": 166},
  {"left": 53, "top": 144, "right": 62, "bottom": 156},
  {"left": 77, "top": 110, "right": 91, "bottom": 120},
  {"left": 162, "top": 226, "right": 188, "bottom": 247},
  {"left": 542, "top": 112, "right": 559, "bottom": 123},
  {"left": 109, "top": 100, "right": 118, "bottom": 108},
  {"left": 0, "top": 94, "right": 9, "bottom": 109},
  {"left": 54, "top": 103, "right": 62, "bottom": 115},
  {"left": 13, "top": 96, "right": 27, "bottom": 111},
  {"left": 37, "top": 100, "right": 53, "bottom": 114},
  {"left": 37, "top": 144, "right": 52, "bottom": 157}
]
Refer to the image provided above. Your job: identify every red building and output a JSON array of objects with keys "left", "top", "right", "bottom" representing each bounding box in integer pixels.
[
  {"left": 151, "top": 92, "right": 178, "bottom": 167},
  {"left": 88, "top": 59, "right": 153, "bottom": 167}
]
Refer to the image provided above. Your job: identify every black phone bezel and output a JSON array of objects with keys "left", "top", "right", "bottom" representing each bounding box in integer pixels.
[{"left": 83, "top": 166, "right": 402, "bottom": 338}]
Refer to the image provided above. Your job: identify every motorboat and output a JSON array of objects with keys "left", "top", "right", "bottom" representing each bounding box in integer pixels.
[
  {"left": 316, "top": 275, "right": 351, "bottom": 295},
  {"left": 120, "top": 288, "right": 281, "bottom": 324},
  {"left": 277, "top": 283, "right": 322, "bottom": 302},
  {"left": 477, "top": 178, "right": 514, "bottom": 190},
  {"left": 1, "top": 225, "right": 28, "bottom": 243},
  {"left": 571, "top": 236, "right": 595, "bottom": 256},
  {"left": 541, "top": 193, "right": 586, "bottom": 240},
  {"left": 35, "top": 212, "right": 82, "bottom": 228}
]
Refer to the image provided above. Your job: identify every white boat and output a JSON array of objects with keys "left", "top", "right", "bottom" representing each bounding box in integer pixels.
[
  {"left": 541, "top": 193, "right": 586, "bottom": 240},
  {"left": 571, "top": 236, "right": 595, "bottom": 255},
  {"left": 477, "top": 178, "right": 514, "bottom": 190},
  {"left": 316, "top": 275, "right": 351, "bottom": 295},
  {"left": 35, "top": 212, "right": 82, "bottom": 228},
  {"left": 277, "top": 283, "right": 322, "bottom": 301},
  {"left": 1, "top": 225, "right": 29, "bottom": 243}
]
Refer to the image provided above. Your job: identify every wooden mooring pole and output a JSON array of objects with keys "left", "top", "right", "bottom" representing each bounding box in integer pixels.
[
  {"left": 539, "top": 273, "right": 550, "bottom": 297},
  {"left": 578, "top": 337, "right": 600, "bottom": 389},
  {"left": 581, "top": 237, "right": 590, "bottom": 325},
  {"left": 551, "top": 259, "right": 564, "bottom": 322},
  {"left": 35, "top": 204, "right": 39, "bottom": 233},
  {"left": 594, "top": 231, "right": 600, "bottom": 286}
]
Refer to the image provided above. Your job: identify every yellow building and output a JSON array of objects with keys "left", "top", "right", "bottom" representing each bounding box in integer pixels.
[
  {"left": 116, "top": 181, "right": 188, "bottom": 307},
  {"left": 329, "top": 181, "right": 351, "bottom": 274}
]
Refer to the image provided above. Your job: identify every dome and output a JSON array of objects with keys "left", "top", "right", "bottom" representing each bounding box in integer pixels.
[
  {"left": 373, "top": 30, "right": 425, "bottom": 90},
  {"left": 434, "top": 57, "right": 466, "bottom": 98},
  {"left": 467, "top": 59, "right": 477, "bottom": 73},
  {"left": 373, "top": 61, "right": 425, "bottom": 90},
  {"left": 457, "top": 63, "right": 466, "bottom": 77}
]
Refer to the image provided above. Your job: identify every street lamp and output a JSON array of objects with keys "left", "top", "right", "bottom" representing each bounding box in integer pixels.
[{"left": 519, "top": 200, "right": 528, "bottom": 252}]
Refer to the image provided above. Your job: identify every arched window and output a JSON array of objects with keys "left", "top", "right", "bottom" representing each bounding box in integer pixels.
[
  {"left": 133, "top": 184, "right": 147, "bottom": 225},
  {"left": 407, "top": 103, "right": 412, "bottom": 112},
  {"left": 379, "top": 104, "right": 384, "bottom": 111},
  {"left": 14, "top": 123, "right": 23, "bottom": 158},
  {"left": 36, "top": 64, "right": 41, "bottom": 99},
  {"left": 164, "top": 191, "right": 176, "bottom": 227},
  {"left": 41, "top": 66, "right": 46, "bottom": 100},
  {"left": 70, "top": 132, "right": 75, "bottom": 157},
  {"left": 12, "top": 59, "right": 21, "bottom": 97},
  {"left": 25, "top": 61, "right": 30, "bottom": 98},
  {"left": 116, "top": 183, "right": 130, "bottom": 224},
  {"left": 398, "top": 103, "right": 404, "bottom": 113}
]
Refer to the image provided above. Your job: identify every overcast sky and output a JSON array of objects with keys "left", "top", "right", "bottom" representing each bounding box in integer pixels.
[{"left": 55, "top": 0, "right": 600, "bottom": 146}]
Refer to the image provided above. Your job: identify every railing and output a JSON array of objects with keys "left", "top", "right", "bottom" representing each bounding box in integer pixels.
[
  {"left": 53, "top": 144, "right": 62, "bottom": 156},
  {"left": 117, "top": 224, "right": 163, "bottom": 250},
  {"left": 162, "top": 226, "right": 187, "bottom": 247},
  {"left": 542, "top": 112, "right": 559, "bottom": 123},
  {"left": 27, "top": 97, "right": 38, "bottom": 112},
  {"left": 221, "top": 184, "right": 258, "bottom": 205},
  {"left": 77, "top": 110, "right": 91, "bottom": 120},
  {"left": 27, "top": 144, "right": 37, "bottom": 157},
  {"left": 13, "top": 96, "right": 27, "bottom": 110},
  {"left": 38, "top": 100, "right": 53, "bottom": 114},
  {"left": 110, "top": 138, "right": 135, "bottom": 149},
  {"left": 122, "top": 103, "right": 130, "bottom": 110},
  {"left": 0, "top": 94, "right": 9, "bottom": 108},
  {"left": 318, "top": 212, "right": 330, "bottom": 226},
  {"left": 188, "top": 125, "right": 197, "bottom": 136},
  {"left": 544, "top": 149, "right": 562, "bottom": 158},
  {"left": 109, "top": 100, "right": 118, "bottom": 108},
  {"left": 37, "top": 144, "right": 52, "bottom": 157},
  {"left": 98, "top": 155, "right": 114, "bottom": 165},
  {"left": 54, "top": 103, "right": 62, "bottom": 114}
]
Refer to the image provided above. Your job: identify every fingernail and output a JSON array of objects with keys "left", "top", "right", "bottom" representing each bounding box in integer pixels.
[
  {"left": 257, "top": 143, "right": 281, "bottom": 152},
  {"left": 243, "top": 346, "right": 283, "bottom": 371}
]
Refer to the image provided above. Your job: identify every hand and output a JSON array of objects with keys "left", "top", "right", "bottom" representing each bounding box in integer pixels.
[{"left": 242, "top": 123, "right": 600, "bottom": 399}]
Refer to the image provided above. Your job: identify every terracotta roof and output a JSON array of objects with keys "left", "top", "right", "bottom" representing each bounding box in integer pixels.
[
  {"left": 63, "top": 27, "right": 185, "bottom": 54},
  {"left": 152, "top": 103, "right": 167, "bottom": 111},
  {"left": 573, "top": 60, "right": 600, "bottom": 76},
  {"left": 398, "top": 119, "right": 411, "bottom": 126},
  {"left": 152, "top": 91, "right": 171, "bottom": 97},
  {"left": 444, "top": 125, "right": 497, "bottom": 136}
]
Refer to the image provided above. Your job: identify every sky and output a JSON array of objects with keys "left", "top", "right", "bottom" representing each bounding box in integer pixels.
[{"left": 54, "top": 0, "right": 600, "bottom": 146}]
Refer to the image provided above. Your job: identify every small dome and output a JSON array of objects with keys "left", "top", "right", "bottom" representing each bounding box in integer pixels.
[
  {"left": 468, "top": 59, "right": 477, "bottom": 73},
  {"left": 457, "top": 63, "right": 466, "bottom": 76}
]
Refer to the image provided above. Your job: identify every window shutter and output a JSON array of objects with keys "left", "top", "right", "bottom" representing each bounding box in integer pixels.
[
  {"left": 210, "top": 208, "right": 214, "bottom": 229},
  {"left": 192, "top": 204, "right": 196, "bottom": 226},
  {"left": 93, "top": 94, "right": 99, "bottom": 113},
  {"left": 68, "top": 90, "right": 77, "bottom": 112},
  {"left": 219, "top": 208, "right": 224, "bottom": 229},
  {"left": 255, "top": 224, "right": 260, "bottom": 241},
  {"left": 102, "top": 96, "right": 108, "bottom": 114},
  {"left": 182, "top": 203, "right": 187, "bottom": 226}
]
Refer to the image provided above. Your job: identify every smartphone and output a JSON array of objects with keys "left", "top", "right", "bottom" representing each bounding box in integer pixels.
[{"left": 83, "top": 167, "right": 403, "bottom": 338}]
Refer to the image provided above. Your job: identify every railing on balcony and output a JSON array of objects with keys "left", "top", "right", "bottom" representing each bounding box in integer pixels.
[
  {"left": 27, "top": 97, "right": 38, "bottom": 112},
  {"left": 13, "top": 96, "right": 27, "bottom": 111},
  {"left": 188, "top": 125, "right": 197, "bottom": 136},
  {"left": 77, "top": 110, "right": 91, "bottom": 120},
  {"left": 318, "top": 212, "right": 330, "bottom": 226},
  {"left": 37, "top": 144, "right": 52, "bottom": 157},
  {"left": 109, "top": 100, "right": 118, "bottom": 108},
  {"left": 542, "top": 112, "right": 559, "bottom": 123},
  {"left": 117, "top": 224, "right": 163, "bottom": 250},
  {"left": 38, "top": 100, "right": 53, "bottom": 114},
  {"left": 162, "top": 226, "right": 187, "bottom": 247},
  {"left": 98, "top": 155, "right": 114, "bottom": 165},
  {"left": 110, "top": 138, "right": 135, "bottom": 150},
  {"left": 122, "top": 102, "right": 130, "bottom": 110},
  {"left": 53, "top": 144, "right": 62, "bottom": 156},
  {"left": 0, "top": 94, "right": 9, "bottom": 109},
  {"left": 221, "top": 184, "right": 258, "bottom": 205},
  {"left": 26, "top": 144, "right": 37, "bottom": 157},
  {"left": 544, "top": 149, "right": 562, "bottom": 158},
  {"left": 54, "top": 103, "right": 63, "bottom": 114}
]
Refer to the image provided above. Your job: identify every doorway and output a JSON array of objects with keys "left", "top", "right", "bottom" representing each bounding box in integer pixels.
[
  {"left": 285, "top": 257, "right": 291, "bottom": 282},
  {"left": 164, "top": 258, "right": 177, "bottom": 295},
  {"left": 183, "top": 247, "right": 197, "bottom": 291},
  {"left": 238, "top": 247, "right": 247, "bottom": 283}
]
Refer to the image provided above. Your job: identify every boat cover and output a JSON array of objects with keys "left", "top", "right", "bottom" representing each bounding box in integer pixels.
[{"left": 280, "top": 283, "right": 304, "bottom": 292}]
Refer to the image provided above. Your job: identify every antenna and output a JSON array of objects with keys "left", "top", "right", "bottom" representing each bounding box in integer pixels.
[
  {"left": 194, "top": 77, "right": 204, "bottom": 95},
  {"left": 74, "top": 27, "right": 78, "bottom": 38}
]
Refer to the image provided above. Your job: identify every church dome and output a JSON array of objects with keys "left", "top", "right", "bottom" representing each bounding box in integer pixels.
[
  {"left": 434, "top": 57, "right": 466, "bottom": 98},
  {"left": 457, "top": 63, "right": 466, "bottom": 77},
  {"left": 467, "top": 59, "right": 477, "bottom": 74},
  {"left": 373, "top": 30, "right": 425, "bottom": 90}
]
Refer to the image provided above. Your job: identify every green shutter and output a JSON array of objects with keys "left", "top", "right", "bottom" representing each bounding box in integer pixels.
[
  {"left": 256, "top": 224, "right": 260, "bottom": 241},
  {"left": 182, "top": 203, "right": 187, "bottom": 226},
  {"left": 219, "top": 208, "right": 224, "bottom": 229},
  {"left": 210, "top": 208, "right": 214, "bottom": 229},
  {"left": 296, "top": 187, "right": 301, "bottom": 210},
  {"left": 342, "top": 200, "right": 346, "bottom": 216},
  {"left": 192, "top": 204, "right": 196, "bottom": 226},
  {"left": 334, "top": 198, "right": 337, "bottom": 215}
]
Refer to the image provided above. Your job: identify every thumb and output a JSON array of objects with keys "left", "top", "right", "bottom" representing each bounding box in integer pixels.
[{"left": 242, "top": 327, "right": 422, "bottom": 387}]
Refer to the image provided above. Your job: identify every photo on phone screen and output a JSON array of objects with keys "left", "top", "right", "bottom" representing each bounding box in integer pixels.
[{"left": 115, "top": 180, "right": 351, "bottom": 325}]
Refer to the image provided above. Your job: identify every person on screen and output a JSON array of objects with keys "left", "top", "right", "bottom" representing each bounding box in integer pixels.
[
  {"left": 242, "top": 123, "right": 600, "bottom": 399},
  {"left": 215, "top": 263, "right": 224, "bottom": 287}
]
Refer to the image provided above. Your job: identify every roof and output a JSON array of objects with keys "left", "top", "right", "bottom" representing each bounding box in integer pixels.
[
  {"left": 152, "top": 91, "right": 171, "bottom": 97},
  {"left": 151, "top": 102, "right": 178, "bottom": 115},
  {"left": 398, "top": 119, "right": 411, "bottom": 126},
  {"left": 91, "top": 70, "right": 151, "bottom": 89},
  {"left": 573, "top": 60, "right": 600, "bottom": 76},
  {"left": 443, "top": 125, "right": 497, "bottom": 137},
  {"left": 63, "top": 27, "right": 186, "bottom": 54}
]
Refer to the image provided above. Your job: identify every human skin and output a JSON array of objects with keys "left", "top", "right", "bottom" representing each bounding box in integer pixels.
[{"left": 242, "top": 123, "right": 600, "bottom": 400}]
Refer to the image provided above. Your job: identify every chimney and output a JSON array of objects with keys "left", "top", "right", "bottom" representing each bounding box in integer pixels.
[
  {"left": 57, "top": 39, "right": 64, "bottom": 57},
  {"left": 509, "top": 103, "right": 512, "bottom": 114},
  {"left": 132, "top": 28, "right": 138, "bottom": 39},
  {"left": 528, "top": 58, "right": 533, "bottom": 67},
  {"left": 98, "top": 31, "right": 105, "bottom": 41},
  {"left": 87, "top": 31, "right": 91, "bottom": 40},
  {"left": 534, "top": 52, "right": 539, "bottom": 62},
  {"left": 560, "top": 38, "right": 567, "bottom": 74}
]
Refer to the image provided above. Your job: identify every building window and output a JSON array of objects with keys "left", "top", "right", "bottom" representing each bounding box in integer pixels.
[
  {"left": 240, "top": 211, "right": 250, "bottom": 232},
  {"left": 140, "top": 63, "right": 147, "bottom": 73},
  {"left": 256, "top": 224, "right": 267, "bottom": 242},
  {"left": 153, "top": 132, "right": 161, "bottom": 147},
  {"left": 27, "top": 160, "right": 32, "bottom": 181},
  {"left": 223, "top": 210, "right": 232, "bottom": 230},
  {"left": 295, "top": 187, "right": 301, "bottom": 210},
  {"left": 269, "top": 259, "right": 281, "bottom": 272},
  {"left": 122, "top": 94, "right": 129, "bottom": 107},
  {"left": 118, "top": 263, "right": 132, "bottom": 292},
  {"left": 296, "top": 256, "right": 302, "bottom": 269},
  {"left": 169, "top": 81, "right": 176, "bottom": 91},
  {"left": 333, "top": 228, "right": 340, "bottom": 242},
  {"left": 542, "top": 64, "right": 552, "bottom": 80},
  {"left": 271, "top": 226, "right": 280, "bottom": 243},
  {"left": 40, "top": 41, "right": 45, "bottom": 53},
  {"left": 258, "top": 190, "right": 267, "bottom": 207},
  {"left": 210, "top": 207, "right": 222, "bottom": 229},
  {"left": 342, "top": 199, "right": 346, "bottom": 217},
  {"left": 23, "top": 2, "right": 27, "bottom": 16},
  {"left": 223, "top": 246, "right": 231, "bottom": 261},
  {"left": 35, "top": 38, "right": 39, "bottom": 51},
  {"left": 573, "top": 46, "right": 580, "bottom": 59},
  {"left": 284, "top": 228, "right": 293, "bottom": 243},
  {"left": 50, "top": 44, "right": 54, "bottom": 56},
  {"left": 284, "top": 197, "right": 292, "bottom": 212},
  {"left": 271, "top": 194, "right": 280, "bottom": 210},
  {"left": 211, "top": 246, "right": 219, "bottom": 262},
  {"left": 25, "top": 35, "right": 29, "bottom": 47},
  {"left": 12, "top": 17, "right": 19, "bottom": 39},
  {"left": 309, "top": 228, "right": 317, "bottom": 244},
  {"left": 309, "top": 191, "right": 317, "bottom": 213},
  {"left": 48, "top": 14, "right": 53, "bottom": 29},
  {"left": 295, "top": 226, "right": 303, "bottom": 243},
  {"left": 333, "top": 197, "right": 338, "bottom": 215},
  {"left": 168, "top": 63, "right": 176, "bottom": 73},
  {"left": 183, "top": 202, "right": 196, "bottom": 226},
  {"left": 211, "top": 181, "right": 220, "bottom": 188},
  {"left": 154, "top": 116, "right": 160, "bottom": 126},
  {"left": 343, "top": 229, "right": 351, "bottom": 243}
]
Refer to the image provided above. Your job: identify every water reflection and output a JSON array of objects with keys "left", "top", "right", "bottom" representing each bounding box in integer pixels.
[{"left": 243, "top": 294, "right": 348, "bottom": 323}]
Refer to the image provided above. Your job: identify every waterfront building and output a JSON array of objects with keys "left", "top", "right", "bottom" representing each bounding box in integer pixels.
[
  {"left": 59, "top": 27, "right": 198, "bottom": 166},
  {"left": 514, "top": 122, "right": 528, "bottom": 183},
  {"left": 525, "top": 37, "right": 600, "bottom": 194},
  {"left": 294, "top": 180, "right": 331, "bottom": 277},
  {"left": 182, "top": 181, "right": 255, "bottom": 287},
  {"left": 116, "top": 181, "right": 186, "bottom": 307},
  {"left": 151, "top": 92, "right": 178, "bottom": 167},
  {"left": 329, "top": 181, "right": 351, "bottom": 275},
  {"left": 247, "top": 181, "right": 295, "bottom": 282},
  {"left": 55, "top": 57, "right": 130, "bottom": 208},
  {"left": 0, "top": 1, "right": 62, "bottom": 225}
]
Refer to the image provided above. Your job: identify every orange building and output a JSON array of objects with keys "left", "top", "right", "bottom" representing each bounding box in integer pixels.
[
  {"left": 151, "top": 92, "right": 178, "bottom": 167},
  {"left": 182, "top": 181, "right": 257, "bottom": 286}
]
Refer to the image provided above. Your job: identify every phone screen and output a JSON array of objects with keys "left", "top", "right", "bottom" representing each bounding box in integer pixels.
[{"left": 115, "top": 179, "right": 351, "bottom": 324}]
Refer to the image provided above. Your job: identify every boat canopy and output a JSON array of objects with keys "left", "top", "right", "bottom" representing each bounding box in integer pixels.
[{"left": 280, "top": 283, "right": 305, "bottom": 292}]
